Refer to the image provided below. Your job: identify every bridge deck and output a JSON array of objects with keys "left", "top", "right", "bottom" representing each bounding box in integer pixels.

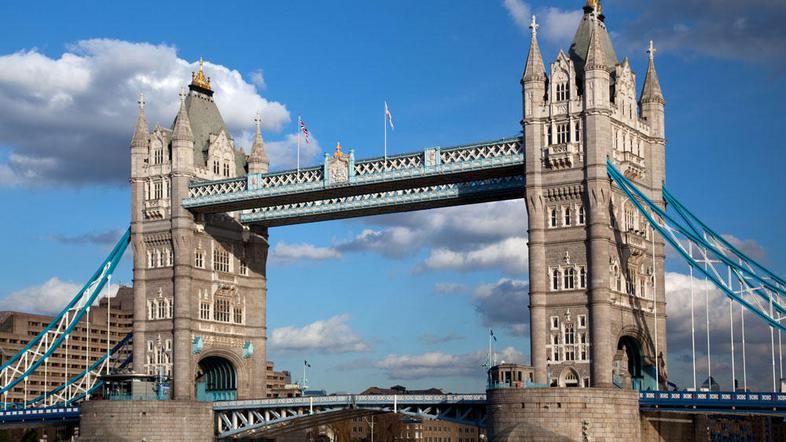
[{"left": 182, "top": 137, "right": 524, "bottom": 225}]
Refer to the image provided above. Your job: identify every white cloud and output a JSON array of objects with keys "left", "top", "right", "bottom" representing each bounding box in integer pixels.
[
  {"left": 271, "top": 241, "right": 342, "bottom": 263},
  {"left": 433, "top": 282, "right": 468, "bottom": 295},
  {"left": 270, "top": 315, "right": 371, "bottom": 354},
  {"left": 421, "top": 237, "right": 528, "bottom": 275},
  {"left": 539, "top": 7, "right": 583, "bottom": 44},
  {"left": 373, "top": 346, "right": 524, "bottom": 380},
  {"left": 502, "top": 0, "right": 532, "bottom": 31},
  {"left": 473, "top": 278, "right": 529, "bottom": 335},
  {"left": 721, "top": 234, "right": 766, "bottom": 262},
  {"left": 0, "top": 39, "right": 304, "bottom": 186},
  {"left": 502, "top": 1, "right": 581, "bottom": 45},
  {"left": 337, "top": 227, "right": 421, "bottom": 258},
  {"left": 0, "top": 277, "right": 119, "bottom": 316}
]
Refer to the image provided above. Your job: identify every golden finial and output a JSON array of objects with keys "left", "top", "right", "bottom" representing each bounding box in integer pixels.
[
  {"left": 585, "top": 0, "right": 601, "bottom": 15},
  {"left": 335, "top": 142, "right": 343, "bottom": 155},
  {"left": 190, "top": 57, "right": 212, "bottom": 92}
]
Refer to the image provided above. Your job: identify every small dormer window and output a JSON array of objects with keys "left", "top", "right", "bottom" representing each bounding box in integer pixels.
[
  {"left": 213, "top": 161, "right": 220, "bottom": 175},
  {"left": 223, "top": 163, "right": 230, "bottom": 177},
  {"left": 556, "top": 82, "right": 569, "bottom": 101}
]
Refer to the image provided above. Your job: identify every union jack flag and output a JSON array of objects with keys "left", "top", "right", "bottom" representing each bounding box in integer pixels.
[{"left": 299, "top": 117, "right": 310, "bottom": 144}]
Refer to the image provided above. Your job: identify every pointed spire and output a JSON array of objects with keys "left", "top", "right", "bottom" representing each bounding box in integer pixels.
[
  {"left": 584, "top": 16, "right": 607, "bottom": 72},
  {"left": 131, "top": 92, "right": 148, "bottom": 147},
  {"left": 641, "top": 41, "right": 665, "bottom": 104},
  {"left": 249, "top": 112, "right": 269, "bottom": 173},
  {"left": 522, "top": 15, "right": 547, "bottom": 83},
  {"left": 172, "top": 87, "right": 193, "bottom": 142}
]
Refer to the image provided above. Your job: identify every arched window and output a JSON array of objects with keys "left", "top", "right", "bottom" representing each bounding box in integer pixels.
[
  {"left": 564, "top": 207, "right": 572, "bottom": 226},
  {"left": 578, "top": 206, "right": 585, "bottom": 225},
  {"left": 556, "top": 82, "right": 569, "bottom": 101},
  {"left": 579, "top": 267, "right": 587, "bottom": 288},
  {"left": 552, "top": 269, "right": 560, "bottom": 291},
  {"left": 550, "top": 208, "right": 558, "bottom": 228},
  {"left": 564, "top": 268, "right": 575, "bottom": 290},
  {"left": 158, "top": 299, "right": 166, "bottom": 319}
]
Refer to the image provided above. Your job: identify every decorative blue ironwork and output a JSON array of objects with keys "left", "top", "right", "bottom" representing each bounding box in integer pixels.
[
  {"left": 240, "top": 175, "right": 524, "bottom": 226},
  {"left": 183, "top": 137, "right": 523, "bottom": 212},
  {"left": 192, "top": 335, "right": 204, "bottom": 354},
  {"left": 639, "top": 390, "right": 786, "bottom": 413}
]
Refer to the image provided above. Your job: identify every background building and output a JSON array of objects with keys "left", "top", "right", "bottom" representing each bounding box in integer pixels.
[{"left": 0, "top": 286, "right": 134, "bottom": 405}]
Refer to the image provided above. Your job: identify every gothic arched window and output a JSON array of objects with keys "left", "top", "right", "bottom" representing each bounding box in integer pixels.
[
  {"left": 552, "top": 269, "right": 560, "bottom": 291},
  {"left": 550, "top": 208, "right": 558, "bottom": 228},
  {"left": 579, "top": 267, "right": 587, "bottom": 288},
  {"left": 564, "top": 268, "right": 576, "bottom": 290},
  {"left": 564, "top": 207, "right": 572, "bottom": 226}
]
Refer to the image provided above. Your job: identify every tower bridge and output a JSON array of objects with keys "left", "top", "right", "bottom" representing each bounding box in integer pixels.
[{"left": 2, "top": 1, "right": 786, "bottom": 440}]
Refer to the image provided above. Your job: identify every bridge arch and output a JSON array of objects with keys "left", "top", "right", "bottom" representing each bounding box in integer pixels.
[
  {"left": 558, "top": 367, "right": 581, "bottom": 387},
  {"left": 195, "top": 350, "right": 245, "bottom": 401}
]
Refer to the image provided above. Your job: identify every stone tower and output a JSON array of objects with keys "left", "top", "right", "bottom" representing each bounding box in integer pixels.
[
  {"left": 129, "top": 60, "right": 269, "bottom": 400},
  {"left": 523, "top": 1, "right": 667, "bottom": 389}
]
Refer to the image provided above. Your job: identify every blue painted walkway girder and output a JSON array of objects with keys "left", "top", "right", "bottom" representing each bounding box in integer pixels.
[{"left": 182, "top": 137, "right": 524, "bottom": 223}]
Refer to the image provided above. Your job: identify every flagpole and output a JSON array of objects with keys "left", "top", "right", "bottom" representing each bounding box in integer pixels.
[
  {"left": 297, "top": 115, "right": 301, "bottom": 173},
  {"left": 383, "top": 103, "right": 387, "bottom": 170}
]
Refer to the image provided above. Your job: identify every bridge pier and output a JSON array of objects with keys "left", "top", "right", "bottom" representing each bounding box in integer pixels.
[
  {"left": 79, "top": 400, "right": 214, "bottom": 441},
  {"left": 486, "top": 387, "right": 640, "bottom": 441}
]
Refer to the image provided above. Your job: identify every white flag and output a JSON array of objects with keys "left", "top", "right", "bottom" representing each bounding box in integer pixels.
[{"left": 385, "top": 101, "right": 395, "bottom": 130}]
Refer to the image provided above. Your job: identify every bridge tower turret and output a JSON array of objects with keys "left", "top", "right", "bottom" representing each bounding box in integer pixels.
[
  {"left": 129, "top": 59, "right": 269, "bottom": 401},
  {"left": 523, "top": 2, "right": 667, "bottom": 390}
]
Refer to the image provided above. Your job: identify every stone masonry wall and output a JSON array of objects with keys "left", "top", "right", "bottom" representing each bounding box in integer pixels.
[
  {"left": 487, "top": 387, "right": 640, "bottom": 441},
  {"left": 79, "top": 400, "right": 214, "bottom": 441}
]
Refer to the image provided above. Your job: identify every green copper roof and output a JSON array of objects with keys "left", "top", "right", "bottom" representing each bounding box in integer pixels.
[{"left": 569, "top": 13, "right": 618, "bottom": 73}]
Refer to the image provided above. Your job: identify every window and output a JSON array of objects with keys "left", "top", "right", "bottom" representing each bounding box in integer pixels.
[
  {"left": 564, "top": 324, "right": 575, "bottom": 345},
  {"left": 158, "top": 299, "right": 167, "bottom": 319},
  {"left": 214, "top": 298, "right": 230, "bottom": 322},
  {"left": 200, "top": 302, "right": 210, "bottom": 320},
  {"left": 564, "top": 207, "right": 572, "bottom": 226},
  {"left": 574, "top": 121, "right": 581, "bottom": 142},
  {"left": 551, "top": 316, "right": 560, "bottom": 330},
  {"left": 578, "top": 206, "right": 585, "bottom": 225},
  {"left": 153, "top": 149, "right": 163, "bottom": 165},
  {"left": 154, "top": 181, "right": 163, "bottom": 199},
  {"left": 579, "top": 266, "right": 587, "bottom": 288},
  {"left": 550, "top": 208, "right": 558, "bottom": 228},
  {"left": 564, "top": 268, "right": 575, "bottom": 290},
  {"left": 625, "top": 209, "right": 635, "bottom": 232},
  {"left": 147, "top": 251, "right": 154, "bottom": 268},
  {"left": 239, "top": 260, "right": 248, "bottom": 276},
  {"left": 213, "top": 244, "right": 231, "bottom": 273},
  {"left": 213, "top": 161, "right": 220, "bottom": 175},
  {"left": 233, "top": 307, "right": 243, "bottom": 324},
  {"left": 551, "top": 269, "right": 560, "bottom": 291},
  {"left": 156, "top": 250, "right": 163, "bottom": 268},
  {"left": 195, "top": 249, "right": 204, "bottom": 268},
  {"left": 166, "top": 248, "right": 173, "bottom": 267},
  {"left": 551, "top": 334, "right": 560, "bottom": 362},
  {"left": 223, "top": 163, "right": 231, "bottom": 177},
  {"left": 147, "top": 340, "right": 153, "bottom": 352},
  {"left": 547, "top": 125, "right": 553, "bottom": 145},
  {"left": 556, "top": 82, "right": 569, "bottom": 101},
  {"left": 557, "top": 123, "right": 569, "bottom": 144},
  {"left": 577, "top": 314, "right": 586, "bottom": 328},
  {"left": 579, "top": 333, "right": 588, "bottom": 361}
]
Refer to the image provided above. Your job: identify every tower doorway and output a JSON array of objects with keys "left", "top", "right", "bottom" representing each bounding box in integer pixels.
[{"left": 196, "top": 356, "right": 237, "bottom": 401}]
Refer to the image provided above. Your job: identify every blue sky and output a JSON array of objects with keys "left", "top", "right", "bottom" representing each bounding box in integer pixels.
[{"left": 0, "top": 0, "right": 784, "bottom": 393}]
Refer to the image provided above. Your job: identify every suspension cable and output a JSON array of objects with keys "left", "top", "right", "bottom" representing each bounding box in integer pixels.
[
  {"left": 741, "top": 306, "right": 747, "bottom": 391},
  {"left": 771, "top": 293, "right": 777, "bottom": 392},
  {"left": 689, "top": 243, "right": 697, "bottom": 391},
  {"left": 705, "top": 262, "right": 712, "bottom": 389},
  {"left": 651, "top": 224, "right": 659, "bottom": 391},
  {"left": 729, "top": 267, "right": 736, "bottom": 391},
  {"left": 106, "top": 275, "right": 111, "bottom": 376}
]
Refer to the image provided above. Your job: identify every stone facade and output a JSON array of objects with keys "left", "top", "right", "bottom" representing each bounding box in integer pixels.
[
  {"left": 129, "top": 62, "right": 269, "bottom": 400},
  {"left": 487, "top": 388, "right": 641, "bottom": 441},
  {"left": 523, "top": 1, "right": 667, "bottom": 388},
  {"left": 79, "top": 399, "right": 214, "bottom": 441}
]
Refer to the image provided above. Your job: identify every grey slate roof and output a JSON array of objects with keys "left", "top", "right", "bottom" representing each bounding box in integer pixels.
[
  {"left": 171, "top": 89, "right": 248, "bottom": 175},
  {"left": 569, "top": 13, "right": 618, "bottom": 74}
]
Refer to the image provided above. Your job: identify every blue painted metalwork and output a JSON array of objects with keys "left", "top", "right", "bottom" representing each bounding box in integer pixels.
[
  {"left": 0, "top": 228, "right": 131, "bottom": 396},
  {"left": 639, "top": 391, "right": 786, "bottom": 414},
  {"left": 214, "top": 394, "right": 488, "bottom": 438},
  {"left": 242, "top": 341, "right": 253, "bottom": 359},
  {"left": 192, "top": 335, "right": 204, "bottom": 354},
  {"left": 607, "top": 162, "right": 786, "bottom": 332},
  {"left": 183, "top": 137, "right": 523, "bottom": 212},
  {"left": 240, "top": 175, "right": 524, "bottom": 225},
  {"left": 0, "top": 407, "right": 80, "bottom": 425}
]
